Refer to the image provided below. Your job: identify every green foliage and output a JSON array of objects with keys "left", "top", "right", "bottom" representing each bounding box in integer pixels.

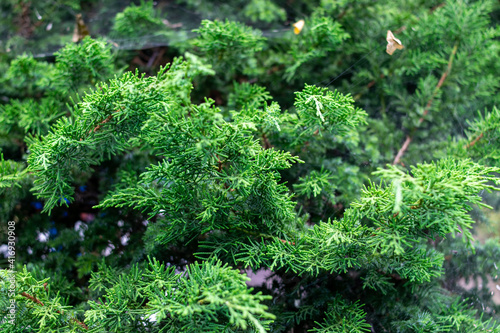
[
  {"left": 216, "top": 159, "right": 499, "bottom": 278},
  {"left": 342, "top": 0, "right": 499, "bottom": 165},
  {"left": 0, "top": 36, "right": 121, "bottom": 224},
  {"left": 310, "top": 297, "right": 372, "bottom": 333},
  {"left": 54, "top": 37, "right": 114, "bottom": 89},
  {"left": 96, "top": 96, "right": 302, "bottom": 246},
  {"left": 193, "top": 19, "right": 266, "bottom": 76},
  {"left": 0, "top": 154, "right": 29, "bottom": 221},
  {"left": 26, "top": 66, "right": 179, "bottom": 212},
  {"left": 365, "top": 159, "right": 500, "bottom": 247},
  {"left": 0, "top": 266, "right": 82, "bottom": 333},
  {"left": 293, "top": 168, "right": 336, "bottom": 200},
  {"left": 1, "top": 259, "right": 274, "bottom": 332},
  {"left": 0, "top": 98, "right": 65, "bottom": 137},
  {"left": 2, "top": 1, "right": 500, "bottom": 332},
  {"left": 177, "top": 0, "right": 286, "bottom": 24},
  {"left": 111, "top": 1, "right": 166, "bottom": 40},
  {"left": 2, "top": 54, "right": 57, "bottom": 98},
  {"left": 455, "top": 106, "right": 500, "bottom": 166},
  {"left": 228, "top": 82, "right": 272, "bottom": 111},
  {"left": 285, "top": 9, "right": 350, "bottom": 81},
  {"left": 85, "top": 258, "right": 274, "bottom": 332},
  {"left": 294, "top": 84, "right": 367, "bottom": 137},
  {"left": 242, "top": 0, "right": 287, "bottom": 24},
  {"left": 0, "top": 0, "right": 83, "bottom": 55}
]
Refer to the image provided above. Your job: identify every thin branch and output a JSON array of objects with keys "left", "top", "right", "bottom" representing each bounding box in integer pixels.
[
  {"left": 90, "top": 106, "right": 125, "bottom": 134},
  {"left": 21, "top": 292, "right": 44, "bottom": 306},
  {"left": 92, "top": 114, "right": 114, "bottom": 133},
  {"left": 21, "top": 291, "right": 89, "bottom": 330},
  {"left": 464, "top": 132, "right": 484, "bottom": 149},
  {"left": 393, "top": 42, "right": 458, "bottom": 165},
  {"left": 393, "top": 135, "right": 412, "bottom": 167}
]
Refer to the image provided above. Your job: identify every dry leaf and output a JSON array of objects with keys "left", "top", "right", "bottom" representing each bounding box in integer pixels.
[
  {"left": 293, "top": 20, "right": 305, "bottom": 35},
  {"left": 386, "top": 30, "right": 404, "bottom": 55},
  {"left": 72, "top": 14, "right": 90, "bottom": 43},
  {"left": 162, "top": 19, "right": 183, "bottom": 29}
]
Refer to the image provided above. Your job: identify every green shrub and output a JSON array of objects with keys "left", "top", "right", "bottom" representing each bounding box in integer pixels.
[{"left": 1, "top": 1, "right": 500, "bottom": 332}]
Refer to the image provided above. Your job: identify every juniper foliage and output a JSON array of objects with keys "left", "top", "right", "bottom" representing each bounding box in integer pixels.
[{"left": 1, "top": 0, "right": 500, "bottom": 332}]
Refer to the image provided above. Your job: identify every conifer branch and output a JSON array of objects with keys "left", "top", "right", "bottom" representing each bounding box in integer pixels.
[
  {"left": 392, "top": 135, "right": 411, "bottom": 167},
  {"left": 393, "top": 42, "right": 459, "bottom": 165},
  {"left": 4, "top": 2, "right": 500, "bottom": 331},
  {"left": 21, "top": 291, "right": 44, "bottom": 306},
  {"left": 91, "top": 106, "right": 125, "bottom": 133},
  {"left": 21, "top": 291, "right": 89, "bottom": 330},
  {"left": 92, "top": 114, "right": 113, "bottom": 133},
  {"left": 464, "top": 132, "right": 483, "bottom": 149}
]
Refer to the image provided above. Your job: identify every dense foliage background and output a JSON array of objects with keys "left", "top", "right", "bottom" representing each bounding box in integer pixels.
[{"left": 1, "top": 0, "right": 499, "bottom": 332}]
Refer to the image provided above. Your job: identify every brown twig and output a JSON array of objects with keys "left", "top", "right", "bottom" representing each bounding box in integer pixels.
[
  {"left": 21, "top": 292, "right": 44, "bottom": 306},
  {"left": 394, "top": 26, "right": 407, "bottom": 34},
  {"left": 279, "top": 238, "right": 296, "bottom": 246},
  {"left": 16, "top": 2, "right": 35, "bottom": 39},
  {"left": 393, "top": 135, "right": 412, "bottom": 166},
  {"left": 464, "top": 132, "right": 484, "bottom": 149},
  {"left": 21, "top": 291, "right": 89, "bottom": 329},
  {"left": 92, "top": 114, "right": 113, "bottom": 133},
  {"left": 393, "top": 42, "right": 459, "bottom": 165},
  {"left": 162, "top": 19, "right": 183, "bottom": 29},
  {"left": 336, "top": 5, "right": 351, "bottom": 20},
  {"left": 90, "top": 107, "right": 125, "bottom": 134},
  {"left": 146, "top": 47, "right": 166, "bottom": 68}
]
